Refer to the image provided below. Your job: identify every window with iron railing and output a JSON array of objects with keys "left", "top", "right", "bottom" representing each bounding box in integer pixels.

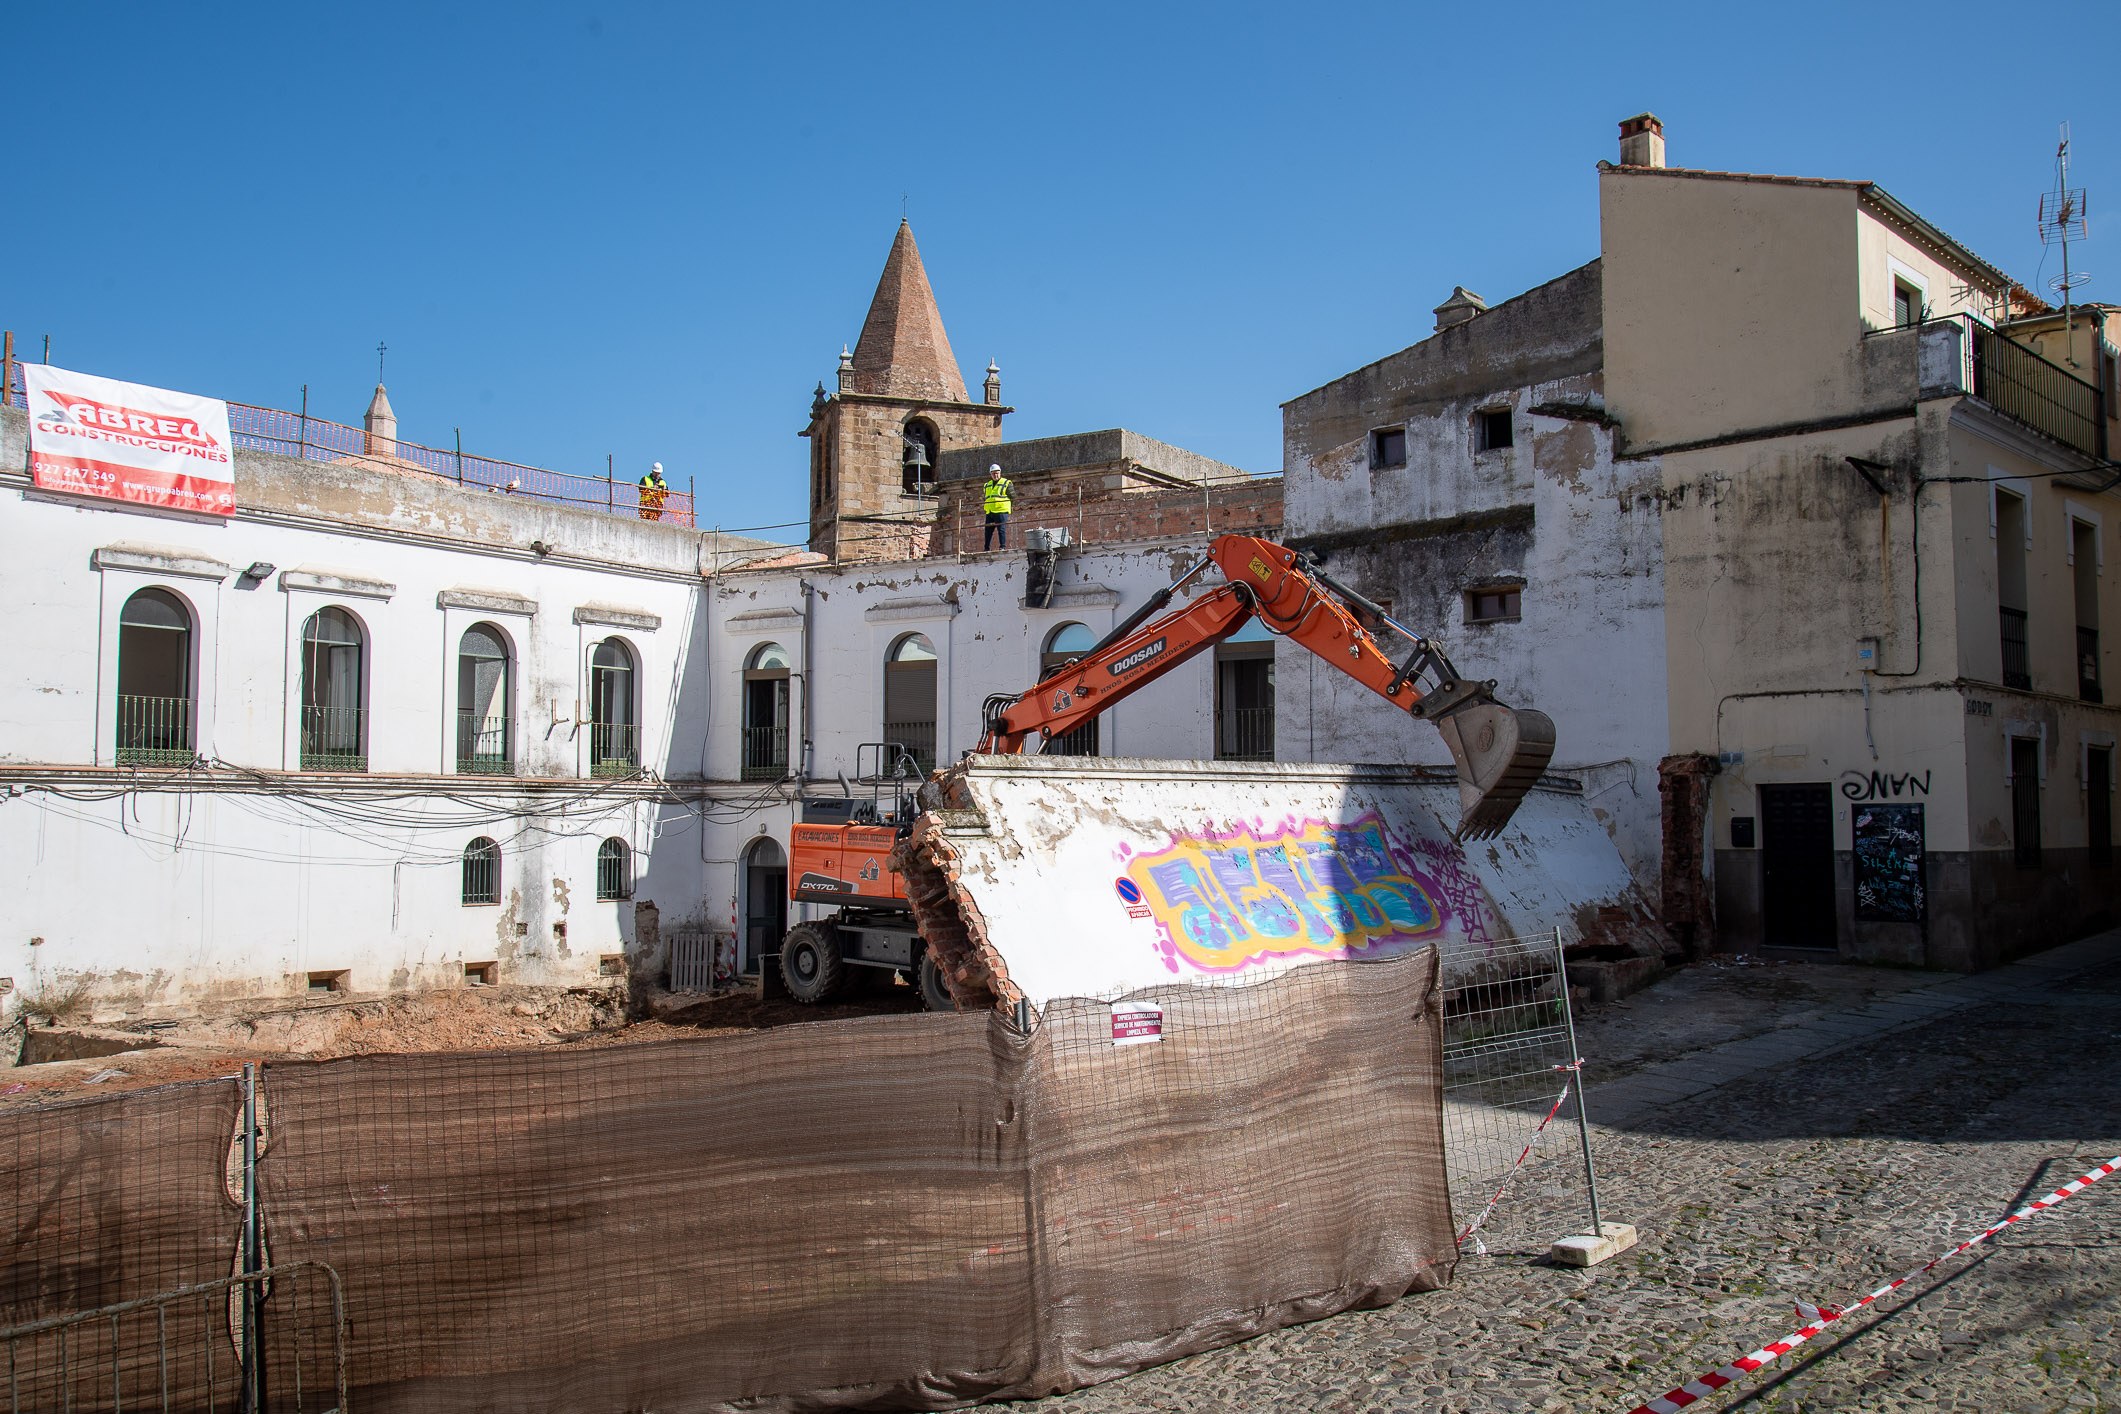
[
  {"left": 742, "top": 644, "right": 792, "bottom": 780},
  {"left": 456, "top": 713, "right": 513, "bottom": 774},
  {"left": 462, "top": 837, "right": 500, "bottom": 906},
  {"left": 301, "top": 608, "right": 367, "bottom": 771},
  {"left": 1215, "top": 648, "right": 1275, "bottom": 762},
  {"left": 2081, "top": 627, "right": 2102, "bottom": 703},
  {"left": 117, "top": 588, "right": 194, "bottom": 766},
  {"left": 597, "top": 837, "right": 632, "bottom": 900},
  {"left": 590, "top": 722, "right": 639, "bottom": 778},
  {"left": 2000, "top": 607, "right": 2031, "bottom": 690},
  {"left": 590, "top": 638, "right": 638, "bottom": 778}
]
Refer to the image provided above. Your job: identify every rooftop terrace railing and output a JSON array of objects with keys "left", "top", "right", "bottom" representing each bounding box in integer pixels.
[
  {"left": 0, "top": 360, "right": 696, "bottom": 528},
  {"left": 1888, "top": 314, "right": 2110, "bottom": 461}
]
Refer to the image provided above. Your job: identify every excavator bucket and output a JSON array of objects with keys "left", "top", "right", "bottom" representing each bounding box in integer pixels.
[{"left": 1429, "top": 702, "right": 1558, "bottom": 840}]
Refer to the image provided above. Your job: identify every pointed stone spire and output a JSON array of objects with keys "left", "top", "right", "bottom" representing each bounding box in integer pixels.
[
  {"left": 848, "top": 221, "right": 968, "bottom": 402},
  {"left": 363, "top": 384, "right": 397, "bottom": 455}
]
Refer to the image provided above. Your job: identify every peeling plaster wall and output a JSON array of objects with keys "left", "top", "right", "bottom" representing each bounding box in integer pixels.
[{"left": 1279, "top": 262, "right": 1669, "bottom": 893}]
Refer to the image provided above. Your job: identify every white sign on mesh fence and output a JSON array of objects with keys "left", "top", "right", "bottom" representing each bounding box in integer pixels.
[{"left": 24, "top": 364, "right": 234, "bottom": 516}]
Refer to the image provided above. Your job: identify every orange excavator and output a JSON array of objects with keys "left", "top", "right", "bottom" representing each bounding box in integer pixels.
[{"left": 777, "top": 533, "right": 1555, "bottom": 1006}]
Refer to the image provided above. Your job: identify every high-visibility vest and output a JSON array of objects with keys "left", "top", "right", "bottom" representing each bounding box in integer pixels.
[{"left": 984, "top": 477, "right": 1013, "bottom": 514}]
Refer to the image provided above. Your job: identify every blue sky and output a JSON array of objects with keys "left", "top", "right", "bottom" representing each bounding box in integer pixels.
[{"left": 15, "top": 2, "right": 2117, "bottom": 541}]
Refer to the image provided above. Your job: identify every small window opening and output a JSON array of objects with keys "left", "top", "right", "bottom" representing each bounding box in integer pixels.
[
  {"left": 464, "top": 962, "right": 498, "bottom": 986},
  {"left": 306, "top": 971, "right": 347, "bottom": 994},
  {"left": 1476, "top": 410, "right": 1513, "bottom": 452},
  {"left": 1466, "top": 586, "right": 1522, "bottom": 624},
  {"left": 1893, "top": 279, "right": 1926, "bottom": 329},
  {"left": 1370, "top": 427, "right": 1407, "bottom": 470},
  {"left": 600, "top": 954, "right": 627, "bottom": 977},
  {"left": 462, "top": 837, "right": 501, "bottom": 906},
  {"left": 597, "top": 837, "right": 632, "bottom": 900}
]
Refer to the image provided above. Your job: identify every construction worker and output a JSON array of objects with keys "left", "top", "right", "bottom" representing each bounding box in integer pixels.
[
  {"left": 638, "top": 462, "right": 669, "bottom": 522},
  {"left": 982, "top": 463, "right": 1013, "bottom": 550}
]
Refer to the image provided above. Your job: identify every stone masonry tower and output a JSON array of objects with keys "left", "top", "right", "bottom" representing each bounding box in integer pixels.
[{"left": 802, "top": 221, "right": 1009, "bottom": 561}]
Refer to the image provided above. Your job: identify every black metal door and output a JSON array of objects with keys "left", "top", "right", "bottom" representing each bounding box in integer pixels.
[
  {"left": 1760, "top": 783, "right": 1837, "bottom": 948},
  {"left": 744, "top": 866, "right": 787, "bottom": 972}
]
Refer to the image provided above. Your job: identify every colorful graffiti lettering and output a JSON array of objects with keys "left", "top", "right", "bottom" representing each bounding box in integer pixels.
[{"left": 1126, "top": 813, "right": 1447, "bottom": 973}]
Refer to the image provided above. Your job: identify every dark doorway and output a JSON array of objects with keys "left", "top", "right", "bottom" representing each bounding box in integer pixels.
[
  {"left": 1760, "top": 783, "right": 1837, "bottom": 949},
  {"left": 2011, "top": 738, "right": 2042, "bottom": 869},
  {"left": 743, "top": 840, "right": 788, "bottom": 975}
]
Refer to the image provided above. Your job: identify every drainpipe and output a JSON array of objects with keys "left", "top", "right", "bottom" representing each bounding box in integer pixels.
[{"left": 799, "top": 578, "right": 816, "bottom": 782}]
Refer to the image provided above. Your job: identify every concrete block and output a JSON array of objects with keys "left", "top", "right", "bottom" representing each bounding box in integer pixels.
[{"left": 1549, "top": 1222, "right": 1639, "bottom": 1267}]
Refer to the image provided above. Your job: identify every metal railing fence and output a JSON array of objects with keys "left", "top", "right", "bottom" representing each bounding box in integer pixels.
[
  {"left": 2001, "top": 606, "right": 2031, "bottom": 689},
  {"left": 455, "top": 712, "right": 513, "bottom": 775},
  {"left": 298, "top": 707, "right": 366, "bottom": 772},
  {"left": 1439, "top": 930, "right": 1603, "bottom": 1253},
  {"left": 883, "top": 720, "right": 936, "bottom": 773},
  {"left": 1888, "top": 314, "right": 2109, "bottom": 459},
  {"left": 0, "top": 354, "right": 696, "bottom": 529},
  {"left": 1216, "top": 706, "right": 1275, "bottom": 762},
  {"left": 740, "top": 724, "right": 789, "bottom": 780},
  {"left": 589, "top": 722, "right": 639, "bottom": 778},
  {"left": 115, "top": 694, "right": 194, "bottom": 765}
]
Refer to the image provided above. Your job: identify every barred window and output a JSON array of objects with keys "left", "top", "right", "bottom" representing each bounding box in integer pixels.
[
  {"left": 463, "top": 837, "right": 501, "bottom": 906},
  {"left": 597, "top": 837, "right": 632, "bottom": 901}
]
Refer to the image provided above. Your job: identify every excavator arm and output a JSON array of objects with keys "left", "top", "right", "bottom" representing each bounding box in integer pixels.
[{"left": 978, "top": 534, "right": 1556, "bottom": 839}]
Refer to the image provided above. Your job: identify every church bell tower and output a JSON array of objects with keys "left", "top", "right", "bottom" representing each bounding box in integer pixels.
[{"left": 802, "top": 221, "right": 1009, "bottom": 562}]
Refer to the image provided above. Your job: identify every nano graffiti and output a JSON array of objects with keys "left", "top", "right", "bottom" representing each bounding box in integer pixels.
[
  {"left": 1839, "top": 769, "right": 1931, "bottom": 802},
  {"left": 1853, "top": 803, "right": 1925, "bottom": 923},
  {"left": 1125, "top": 813, "right": 1449, "bottom": 974}
]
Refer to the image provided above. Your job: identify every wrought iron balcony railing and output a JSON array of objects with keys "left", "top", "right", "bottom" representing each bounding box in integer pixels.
[
  {"left": 1893, "top": 315, "right": 2108, "bottom": 460},
  {"left": 589, "top": 722, "right": 639, "bottom": 778},
  {"left": 2001, "top": 607, "right": 2031, "bottom": 690},
  {"left": 115, "top": 695, "right": 194, "bottom": 766},
  {"left": 1216, "top": 706, "right": 1276, "bottom": 762},
  {"left": 456, "top": 713, "right": 514, "bottom": 774},
  {"left": 300, "top": 706, "right": 367, "bottom": 772},
  {"left": 741, "top": 724, "right": 789, "bottom": 781},
  {"left": 883, "top": 721, "right": 937, "bottom": 774}
]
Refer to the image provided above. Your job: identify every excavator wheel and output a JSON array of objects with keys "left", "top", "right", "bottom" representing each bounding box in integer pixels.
[
  {"left": 779, "top": 922, "right": 846, "bottom": 1004},
  {"left": 916, "top": 949, "right": 955, "bottom": 1012}
]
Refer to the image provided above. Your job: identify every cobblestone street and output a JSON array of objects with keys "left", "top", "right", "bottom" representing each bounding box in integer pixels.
[{"left": 1018, "top": 933, "right": 2121, "bottom": 1414}]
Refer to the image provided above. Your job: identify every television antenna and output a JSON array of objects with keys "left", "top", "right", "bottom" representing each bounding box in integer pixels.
[{"left": 2038, "top": 122, "right": 2089, "bottom": 364}]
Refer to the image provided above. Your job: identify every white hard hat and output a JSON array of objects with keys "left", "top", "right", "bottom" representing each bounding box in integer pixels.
[
  {"left": 989, "top": 463, "right": 1002, "bottom": 473},
  {"left": 651, "top": 461, "right": 664, "bottom": 475}
]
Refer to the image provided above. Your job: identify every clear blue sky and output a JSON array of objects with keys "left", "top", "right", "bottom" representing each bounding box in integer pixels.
[{"left": 15, "top": 2, "right": 2116, "bottom": 541}]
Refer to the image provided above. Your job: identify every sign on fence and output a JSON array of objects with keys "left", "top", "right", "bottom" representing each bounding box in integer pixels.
[{"left": 23, "top": 364, "right": 234, "bottom": 516}]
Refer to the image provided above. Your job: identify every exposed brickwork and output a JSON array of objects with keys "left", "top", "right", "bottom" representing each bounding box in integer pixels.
[
  {"left": 931, "top": 465, "right": 1283, "bottom": 556},
  {"left": 1658, "top": 753, "right": 1718, "bottom": 957},
  {"left": 848, "top": 222, "right": 967, "bottom": 402},
  {"left": 804, "top": 396, "right": 1004, "bottom": 561}
]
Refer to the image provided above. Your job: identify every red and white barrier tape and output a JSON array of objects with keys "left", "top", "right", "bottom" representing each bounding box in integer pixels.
[
  {"left": 1623, "top": 1152, "right": 2121, "bottom": 1414},
  {"left": 1457, "top": 1063, "right": 1580, "bottom": 1255}
]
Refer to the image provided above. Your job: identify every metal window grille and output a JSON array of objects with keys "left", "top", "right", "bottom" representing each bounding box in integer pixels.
[
  {"left": 596, "top": 838, "right": 631, "bottom": 901},
  {"left": 2001, "top": 607, "right": 2031, "bottom": 689},
  {"left": 741, "top": 725, "right": 789, "bottom": 780},
  {"left": 114, "top": 694, "right": 195, "bottom": 765},
  {"left": 463, "top": 838, "right": 500, "bottom": 906},
  {"left": 883, "top": 721, "right": 936, "bottom": 773}
]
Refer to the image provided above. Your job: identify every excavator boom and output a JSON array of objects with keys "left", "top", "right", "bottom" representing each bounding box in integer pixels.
[{"left": 979, "top": 534, "right": 1556, "bottom": 839}]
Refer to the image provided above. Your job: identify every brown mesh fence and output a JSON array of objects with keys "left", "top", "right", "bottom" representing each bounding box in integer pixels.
[{"left": 1, "top": 950, "right": 1452, "bottom": 1412}]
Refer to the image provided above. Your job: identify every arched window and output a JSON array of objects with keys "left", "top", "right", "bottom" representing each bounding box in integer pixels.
[
  {"left": 1039, "top": 621, "right": 1100, "bottom": 757},
  {"left": 116, "top": 588, "right": 194, "bottom": 765},
  {"left": 742, "top": 642, "right": 793, "bottom": 781},
  {"left": 589, "top": 638, "right": 638, "bottom": 777},
  {"left": 901, "top": 418, "right": 939, "bottom": 495},
  {"left": 301, "top": 607, "right": 366, "bottom": 772},
  {"left": 462, "top": 837, "right": 500, "bottom": 906},
  {"left": 457, "top": 623, "right": 514, "bottom": 774},
  {"left": 884, "top": 632, "right": 938, "bottom": 772},
  {"left": 596, "top": 837, "right": 632, "bottom": 901}
]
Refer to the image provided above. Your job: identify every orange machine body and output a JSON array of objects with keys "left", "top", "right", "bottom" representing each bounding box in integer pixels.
[{"left": 790, "top": 822, "right": 909, "bottom": 908}]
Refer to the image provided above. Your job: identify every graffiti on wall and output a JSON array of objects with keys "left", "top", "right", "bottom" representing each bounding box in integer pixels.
[
  {"left": 1839, "top": 769, "right": 1931, "bottom": 802},
  {"left": 1853, "top": 803, "right": 1926, "bottom": 923},
  {"left": 1123, "top": 812, "right": 1489, "bottom": 974}
]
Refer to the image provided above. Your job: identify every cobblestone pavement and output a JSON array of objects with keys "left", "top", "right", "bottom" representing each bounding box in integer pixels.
[{"left": 1015, "top": 933, "right": 2121, "bottom": 1414}]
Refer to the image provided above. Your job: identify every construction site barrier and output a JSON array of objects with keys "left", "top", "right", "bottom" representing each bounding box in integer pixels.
[{"left": 1, "top": 951, "right": 1456, "bottom": 1412}]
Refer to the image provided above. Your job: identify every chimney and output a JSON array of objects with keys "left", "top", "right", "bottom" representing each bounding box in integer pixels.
[
  {"left": 983, "top": 359, "right": 1002, "bottom": 406},
  {"left": 363, "top": 383, "right": 397, "bottom": 457},
  {"left": 1433, "top": 286, "right": 1489, "bottom": 333},
  {"left": 1617, "top": 112, "right": 1665, "bottom": 168}
]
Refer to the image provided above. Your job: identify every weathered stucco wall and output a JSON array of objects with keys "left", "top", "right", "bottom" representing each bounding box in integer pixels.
[{"left": 1278, "top": 262, "right": 1668, "bottom": 893}]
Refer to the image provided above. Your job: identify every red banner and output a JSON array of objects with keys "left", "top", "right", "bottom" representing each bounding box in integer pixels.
[{"left": 25, "top": 364, "right": 234, "bottom": 516}]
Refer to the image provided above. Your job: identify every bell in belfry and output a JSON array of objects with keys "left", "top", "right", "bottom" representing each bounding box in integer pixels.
[{"left": 902, "top": 432, "right": 931, "bottom": 468}]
